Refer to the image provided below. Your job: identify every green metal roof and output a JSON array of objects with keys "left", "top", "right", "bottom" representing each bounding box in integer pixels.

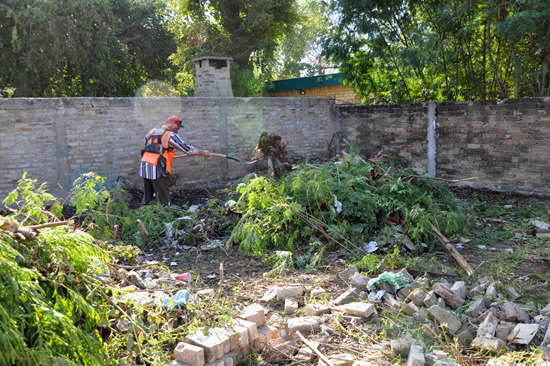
[{"left": 263, "top": 73, "right": 347, "bottom": 93}]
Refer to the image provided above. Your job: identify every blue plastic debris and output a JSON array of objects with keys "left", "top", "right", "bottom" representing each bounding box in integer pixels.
[{"left": 162, "top": 290, "right": 190, "bottom": 310}]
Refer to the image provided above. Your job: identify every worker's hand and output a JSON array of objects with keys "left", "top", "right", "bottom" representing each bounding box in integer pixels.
[{"left": 202, "top": 150, "right": 211, "bottom": 158}]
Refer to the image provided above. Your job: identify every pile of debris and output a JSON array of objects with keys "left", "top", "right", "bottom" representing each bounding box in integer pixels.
[{"left": 161, "top": 265, "right": 550, "bottom": 366}]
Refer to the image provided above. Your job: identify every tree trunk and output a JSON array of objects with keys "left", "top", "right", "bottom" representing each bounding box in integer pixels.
[
  {"left": 486, "top": 5, "right": 507, "bottom": 98},
  {"left": 512, "top": 43, "right": 519, "bottom": 98}
]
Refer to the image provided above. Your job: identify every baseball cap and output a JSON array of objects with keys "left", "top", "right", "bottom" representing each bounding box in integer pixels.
[{"left": 166, "top": 116, "right": 182, "bottom": 125}]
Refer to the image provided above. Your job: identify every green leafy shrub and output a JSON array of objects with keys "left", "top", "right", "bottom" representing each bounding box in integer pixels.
[
  {"left": 67, "top": 173, "right": 189, "bottom": 246},
  {"left": 233, "top": 153, "right": 466, "bottom": 263},
  {"left": 1, "top": 178, "right": 110, "bottom": 365}
]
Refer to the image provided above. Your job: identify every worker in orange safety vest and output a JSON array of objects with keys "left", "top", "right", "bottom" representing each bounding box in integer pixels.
[{"left": 139, "top": 116, "right": 210, "bottom": 205}]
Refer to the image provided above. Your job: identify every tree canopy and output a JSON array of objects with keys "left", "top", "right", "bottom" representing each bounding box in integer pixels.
[
  {"left": 3, "top": 0, "right": 549, "bottom": 101},
  {"left": 323, "top": 0, "right": 550, "bottom": 103},
  {"left": 0, "top": 0, "right": 176, "bottom": 97},
  {"left": 168, "top": 0, "right": 299, "bottom": 96}
]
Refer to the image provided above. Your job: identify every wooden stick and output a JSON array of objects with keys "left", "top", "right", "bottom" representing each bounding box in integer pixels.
[
  {"left": 296, "top": 331, "right": 336, "bottom": 366},
  {"left": 136, "top": 219, "right": 148, "bottom": 235},
  {"left": 225, "top": 234, "right": 235, "bottom": 249},
  {"left": 431, "top": 225, "right": 474, "bottom": 276},
  {"left": 106, "top": 262, "right": 154, "bottom": 270},
  {"left": 26, "top": 220, "right": 74, "bottom": 229},
  {"left": 405, "top": 175, "right": 480, "bottom": 183}
]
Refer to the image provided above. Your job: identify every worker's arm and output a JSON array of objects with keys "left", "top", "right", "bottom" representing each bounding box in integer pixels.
[
  {"left": 191, "top": 149, "right": 211, "bottom": 157},
  {"left": 169, "top": 134, "right": 210, "bottom": 157}
]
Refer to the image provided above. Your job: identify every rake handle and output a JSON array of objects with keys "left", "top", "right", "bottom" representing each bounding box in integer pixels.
[{"left": 174, "top": 152, "right": 228, "bottom": 160}]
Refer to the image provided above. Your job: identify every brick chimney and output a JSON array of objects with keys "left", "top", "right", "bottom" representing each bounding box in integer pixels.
[{"left": 192, "top": 56, "right": 233, "bottom": 97}]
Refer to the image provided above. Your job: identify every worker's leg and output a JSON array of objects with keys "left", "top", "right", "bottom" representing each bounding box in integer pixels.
[
  {"left": 151, "top": 176, "right": 171, "bottom": 205},
  {"left": 141, "top": 178, "right": 155, "bottom": 205}
]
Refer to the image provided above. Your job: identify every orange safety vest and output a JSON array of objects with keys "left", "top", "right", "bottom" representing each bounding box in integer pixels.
[{"left": 141, "top": 126, "right": 176, "bottom": 177}]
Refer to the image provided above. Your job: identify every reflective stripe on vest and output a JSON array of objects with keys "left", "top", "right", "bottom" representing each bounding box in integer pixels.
[{"left": 141, "top": 126, "right": 176, "bottom": 176}]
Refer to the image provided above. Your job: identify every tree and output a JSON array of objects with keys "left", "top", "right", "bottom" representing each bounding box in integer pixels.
[
  {"left": 168, "top": 0, "right": 299, "bottom": 96},
  {"left": 275, "top": 0, "right": 333, "bottom": 79},
  {"left": 0, "top": 0, "right": 177, "bottom": 97},
  {"left": 322, "top": 0, "right": 550, "bottom": 103}
]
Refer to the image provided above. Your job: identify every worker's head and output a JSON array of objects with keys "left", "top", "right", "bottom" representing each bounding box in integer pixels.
[{"left": 166, "top": 116, "right": 183, "bottom": 133}]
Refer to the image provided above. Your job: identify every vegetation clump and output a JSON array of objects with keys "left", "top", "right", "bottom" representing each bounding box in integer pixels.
[
  {"left": 0, "top": 174, "right": 237, "bottom": 365},
  {"left": 232, "top": 151, "right": 467, "bottom": 271}
]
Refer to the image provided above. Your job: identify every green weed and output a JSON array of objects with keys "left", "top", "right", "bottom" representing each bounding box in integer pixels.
[{"left": 233, "top": 153, "right": 467, "bottom": 266}]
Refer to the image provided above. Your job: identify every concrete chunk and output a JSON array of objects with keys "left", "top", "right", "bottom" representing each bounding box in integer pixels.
[
  {"left": 350, "top": 272, "right": 370, "bottom": 288},
  {"left": 455, "top": 328, "right": 474, "bottom": 346},
  {"left": 495, "top": 322, "right": 514, "bottom": 342},
  {"left": 288, "top": 316, "right": 320, "bottom": 333},
  {"left": 465, "top": 298, "right": 486, "bottom": 318},
  {"left": 284, "top": 299, "right": 299, "bottom": 314},
  {"left": 485, "top": 282, "right": 499, "bottom": 298},
  {"left": 305, "top": 303, "right": 330, "bottom": 316},
  {"left": 383, "top": 292, "right": 402, "bottom": 310},
  {"left": 390, "top": 336, "right": 416, "bottom": 357},
  {"left": 402, "top": 302, "right": 420, "bottom": 316},
  {"left": 328, "top": 353, "right": 355, "bottom": 366},
  {"left": 310, "top": 288, "right": 326, "bottom": 299},
  {"left": 397, "top": 286, "right": 412, "bottom": 301},
  {"left": 506, "top": 287, "right": 521, "bottom": 301},
  {"left": 507, "top": 323, "right": 540, "bottom": 345},
  {"left": 450, "top": 281, "right": 467, "bottom": 299},
  {"left": 503, "top": 301, "right": 530, "bottom": 323},
  {"left": 477, "top": 312, "right": 499, "bottom": 338},
  {"left": 339, "top": 265, "right": 359, "bottom": 281},
  {"left": 468, "top": 286, "right": 483, "bottom": 299},
  {"left": 333, "top": 288, "right": 360, "bottom": 305},
  {"left": 174, "top": 342, "right": 205, "bottom": 366},
  {"left": 427, "top": 305, "right": 462, "bottom": 334},
  {"left": 423, "top": 291, "right": 437, "bottom": 308},
  {"left": 276, "top": 285, "right": 303, "bottom": 300},
  {"left": 409, "top": 288, "right": 428, "bottom": 306},
  {"left": 343, "top": 302, "right": 376, "bottom": 318},
  {"left": 407, "top": 345, "right": 425, "bottom": 366},
  {"left": 471, "top": 336, "right": 506, "bottom": 353},
  {"left": 260, "top": 286, "right": 279, "bottom": 302},
  {"left": 238, "top": 304, "right": 266, "bottom": 327},
  {"left": 433, "top": 283, "right": 465, "bottom": 309},
  {"left": 541, "top": 302, "right": 550, "bottom": 317}
]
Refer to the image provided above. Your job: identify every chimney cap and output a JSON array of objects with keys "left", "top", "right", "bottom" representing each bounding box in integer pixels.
[{"left": 192, "top": 56, "right": 233, "bottom": 62}]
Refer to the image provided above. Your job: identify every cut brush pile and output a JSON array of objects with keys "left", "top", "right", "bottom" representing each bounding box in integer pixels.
[{"left": 232, "top": 151, "right": 468, "bottom": 273}]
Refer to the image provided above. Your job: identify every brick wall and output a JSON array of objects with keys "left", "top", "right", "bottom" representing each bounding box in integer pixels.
[
  {"left": 435, "top": 99, "right": 550, "bottom": 193},
  {"left": 0, "top": 97, "right": 336, "bottom": 201},
  {"left": 2, "top": 97, "right": 550, "bottom": 201},
  {"left": 337, "top": 98, "right": 550, "bottom": 196}
]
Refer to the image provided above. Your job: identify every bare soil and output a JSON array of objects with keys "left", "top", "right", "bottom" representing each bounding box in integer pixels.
[{"left": 119, "top": 182, "right": 550, "bottom": 365}]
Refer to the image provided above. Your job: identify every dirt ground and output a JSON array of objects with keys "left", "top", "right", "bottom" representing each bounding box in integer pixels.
[
  {"left": 79, "top": 181, "right": 550, "bottom": 365},
  {"left": 130, "top": 183, "right": 550, "bottom": 301},
  {"left": 126, "top": 183, "right": 548, "bottom": 365}
]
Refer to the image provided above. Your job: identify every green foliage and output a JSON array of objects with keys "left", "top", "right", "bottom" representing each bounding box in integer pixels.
[
  {"left": 3, "top": 172, "right": 63, "bottom": 224},
  {"left": 275, "top": 0, "right": 333, "bottom": 78},
  {"left": 233, "top": 152, "right": 466, "bottom": 262},
  {"left": 0, "top": 0, "right": 177, "bottom": 97},
  {"left": 67, "top": 173, "right": 189, "bottom": 246},
  {"left": 323, "top": 0, "right": 550, "bottom": 102},
  {"left": 0, "top": 223, "right": 110, "bottom": 365},
  {"left": 167, "top": 0, "right": 299, "bottom": 96}
]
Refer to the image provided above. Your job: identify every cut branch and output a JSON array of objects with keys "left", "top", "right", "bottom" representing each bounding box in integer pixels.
[{"left": 431, "top": 225, "right": 474, "bottom": 276}]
